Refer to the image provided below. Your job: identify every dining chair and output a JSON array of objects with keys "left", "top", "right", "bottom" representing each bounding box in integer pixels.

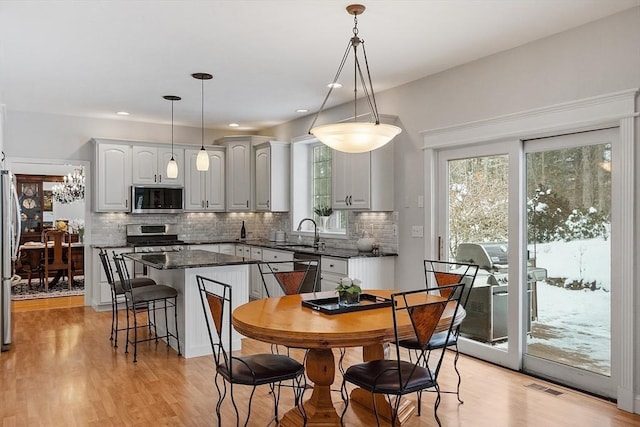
[
  {"left": 257, "top": 259, "right": 320, "bottom": 297},
  {"left": 196, "top": 275, "right": 307, "bottom": 426},
  {"left": 398, "top": 259, "right": 479, "bottom": 406},
  {"left": 41, "top": 229, "right": 73, "bottom": 291},
  {"left": 97, "top": 248, "right": 157, "bottom": 348},
  {"left": 340, "top": 283, "right": 465, "bottom": 427},
  {"left": 112, "top": 252, "right": 181, "bottom": 363}
]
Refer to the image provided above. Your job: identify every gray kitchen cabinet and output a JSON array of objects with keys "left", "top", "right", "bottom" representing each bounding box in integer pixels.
[
  {"left": 132, "top": 144, "right": 184, "bottom": 186},
  {"left": 93, "top": 139, "right": 132, "bottom": 212},
  {"left": 331, "top": 141, "right": 394, "bottom": 211},
  {"left": 255, "top": 141, "right": 290, "bottom": 212},
  {"left": 184, "top": 147, "right": 225, "bottom": 211},
  {"left": 216, "top": 135, "right": 272, "bottom": 212}
]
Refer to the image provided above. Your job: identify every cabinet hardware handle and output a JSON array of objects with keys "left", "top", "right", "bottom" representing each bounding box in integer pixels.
[
  {"left": 267, "top": 200, "right": 269, "bottom": 208},
  {"left": 330, "top": 264, "right": 334, "bottom": 267},
  {"left": 345, "top": 196, "right": 348, "bottom": 204},
  {"left": 246, "top": 200, "right": 249, "bottom": 208},
  {"left": 349, "top": 195, "right": 352, "bottom": 205},
  {"left": 158, "top": 175, "right": 161, "bottom": 183},
  {"left": 154, "top": 174, "right": 157, "bottom": 183},
  {"left": 206, "top": 200, "right": 209, "bottom": 208},
  {"left": 202, "top": 200, "right": 205, "bottom": 208}
]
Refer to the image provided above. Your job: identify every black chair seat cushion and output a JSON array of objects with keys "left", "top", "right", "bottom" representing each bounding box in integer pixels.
[
  {"left": 131, "top": 284, "right": 178, "bottom": 302},
  {"left": 218, "top": 354, "right": 304, "bottom": 386},
  {"left": 114, "top": 277, "right": 157, "bottom": 295},
  {"left": 399, "top": 330, "right": 458, "bottom": 350},
  {"left": 343, "top": 359, "right": 437, "bottom": 394}
]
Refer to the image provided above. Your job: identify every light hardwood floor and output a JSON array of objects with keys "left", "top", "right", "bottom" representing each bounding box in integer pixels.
[{"left": 2, "top": 298, "right": 639, "bottom": 426}]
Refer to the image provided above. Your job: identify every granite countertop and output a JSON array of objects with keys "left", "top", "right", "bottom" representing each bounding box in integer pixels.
[
  {"left": 94, "top": 239, "right": 397, "bottom": 259},
  {"left": 185, "top": 239, "right": 398, "bottom": 259},
  {"left": 123, "top": 249, "right": 258, "bottom": 270}
]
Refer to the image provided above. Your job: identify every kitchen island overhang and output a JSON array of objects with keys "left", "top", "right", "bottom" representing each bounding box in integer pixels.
[{"left": 124, "top": 249, "right": 258, "bottom": 358}]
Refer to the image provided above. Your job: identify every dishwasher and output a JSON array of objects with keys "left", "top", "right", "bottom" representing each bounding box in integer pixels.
[{"left": 293, "top": 251, "right": 321, "bottom": 293}]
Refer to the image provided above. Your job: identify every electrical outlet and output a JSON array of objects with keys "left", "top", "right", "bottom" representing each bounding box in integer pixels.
[{"left": 411, "top": 225, "right": 424, "bottom": 238}]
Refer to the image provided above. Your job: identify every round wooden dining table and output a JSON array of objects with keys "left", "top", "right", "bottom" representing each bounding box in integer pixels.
[{"left": 232, "top": 289, "right": 465, "bottom": 426}]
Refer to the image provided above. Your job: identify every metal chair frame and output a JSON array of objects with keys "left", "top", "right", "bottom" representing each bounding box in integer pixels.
[
  {"left": 340, "top": 283, "right": 465, "bottom": 427},
  {"left": 98, "top": 249, "right": 155, "bottom": 348},
  {"left": 196, "top": 275, "right": 307, "bottom": 426},
  {"left": 112, "top": 252, "right": 181, "bottom": 363},
  {"left": 400, "top": 259, "right": 479, "bottom": 408},
  {"left": 257, "top": 259, "right": 320, "bottom": 297}
]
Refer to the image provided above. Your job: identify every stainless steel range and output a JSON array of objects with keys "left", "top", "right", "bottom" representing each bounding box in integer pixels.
[
  {"left": 126, "top": 224, "right": 187, "bottom": 276},
  {"left": 455, "top": 242, "right": 547, "bottom": 343}
]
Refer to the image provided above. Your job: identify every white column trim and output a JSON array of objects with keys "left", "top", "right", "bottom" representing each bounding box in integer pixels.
[{"left": 421, "top": 89, "right": 638, "bottom": 411}]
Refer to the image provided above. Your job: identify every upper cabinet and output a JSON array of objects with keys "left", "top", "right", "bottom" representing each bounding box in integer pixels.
[
  {"left": 331, "top": 142, "right": 394, "bottom": 211},
  {"left": 132, "top": 145, "right": 184, "bottom": 186},
  {"left": 255, "top": 141, "right": 290, "bottom": 212},
  {"left": 184, "top": 147, "right": 225, "bottom": 211},
  {"left": 93, "top": 139, "right": 132, "bottom": 212},
  {"left": 216, "top": 135, "right": 271, "bottom": 212}
]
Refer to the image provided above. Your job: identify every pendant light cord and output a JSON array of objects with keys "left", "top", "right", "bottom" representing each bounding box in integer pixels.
[
  {"left": 201, "top": 77, "right": 205, "bottom": 150},
  {"left": 170, "top": 99, "right": 175, "bottom": 160}
]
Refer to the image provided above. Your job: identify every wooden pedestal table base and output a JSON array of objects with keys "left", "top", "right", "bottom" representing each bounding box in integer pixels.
[
  {"left": 349, "top": 343, "right": 416, "bottom": 426},
  {"left": 280, "top": 348, "right": 340, "bottom": 426}
]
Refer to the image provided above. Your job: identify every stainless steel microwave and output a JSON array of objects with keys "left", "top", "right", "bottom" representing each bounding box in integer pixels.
[{"left": 131, "top": 186, "right": 184, "bottom": 214}]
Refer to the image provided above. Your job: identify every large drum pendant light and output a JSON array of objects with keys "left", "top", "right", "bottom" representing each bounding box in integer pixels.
[
  {"left": 163, "top": 95, "right": 181, "bottom": 179},
  {"left": 192, "top": 72, "right": 213, "bottom": 171},
  {"left": 309, "top": 4, "right": 401, "bottom": 153}
]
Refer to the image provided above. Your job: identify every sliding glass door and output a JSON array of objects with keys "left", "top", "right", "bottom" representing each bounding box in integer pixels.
[
  {"left": 523, "top": 128, "right": 616, "bottom": 398},
  {"left": 436, "top": 128, "right": 617, "bottom": 397}
]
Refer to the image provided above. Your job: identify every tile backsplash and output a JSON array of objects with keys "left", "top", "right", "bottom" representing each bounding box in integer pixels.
[{"left": 90, "top": 211, "right": 398, "bottom": 253}]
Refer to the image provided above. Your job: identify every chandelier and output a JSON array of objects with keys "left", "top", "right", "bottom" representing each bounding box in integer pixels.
[
  {"left": 52, "top": 168, "right": 85, "bottom": 204},
  {"left": 309, "top": 4, "right": 401, "bottom": 153}
]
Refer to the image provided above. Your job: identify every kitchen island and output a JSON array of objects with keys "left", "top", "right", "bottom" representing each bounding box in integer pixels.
[{"left": 124, "top": 249, "right": 257, "bottom": 358}]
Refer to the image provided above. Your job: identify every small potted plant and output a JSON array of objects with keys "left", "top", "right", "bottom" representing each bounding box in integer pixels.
[
  {"left": 336, "top": 277, "right": 362, "bottom": 306},
  {"left": 313, "top": 204, "right": 333, "bottom": 231}
]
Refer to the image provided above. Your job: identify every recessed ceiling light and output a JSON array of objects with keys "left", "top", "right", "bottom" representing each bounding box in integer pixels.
[
  {"left": 296, "top": 109, "right": 309, "bottom": 113},
  {"left": 116, "top": 111, "right": 130, "bottom": 116},
  {"left": 327, "top": 83, "right": 342, "bottom": 89},
  {"left": 228, "top": 123, "right": 239, "bottom": 127}
]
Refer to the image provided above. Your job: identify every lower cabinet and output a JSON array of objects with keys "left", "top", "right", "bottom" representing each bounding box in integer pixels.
[
  {"left": 321, "top": 256, "right": 395, "bottom": 293},
  {"left": 248, "top": 246, "right": 263, "bottom": 300}
]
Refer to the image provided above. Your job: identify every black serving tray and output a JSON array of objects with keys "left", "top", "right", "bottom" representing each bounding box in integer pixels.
[{"left": 302, "top": 293, "right": 393, "bottom": 315}]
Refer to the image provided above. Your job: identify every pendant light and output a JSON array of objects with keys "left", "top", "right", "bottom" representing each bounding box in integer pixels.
[
  {"left": 163, "top": 95, "right": 181, "bottom": 179},
  {"left": 309, "top": 4, "right": 401, "bottom": 153},
  {"left": 192, "top": 72, "right": 212, "bottom": 171}
]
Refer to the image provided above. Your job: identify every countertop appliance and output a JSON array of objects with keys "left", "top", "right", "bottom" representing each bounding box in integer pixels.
[
  {"left": 1, "top": 170, "right": 21, "bottom": 351},
  {"left": 455, "top": 242, "right": 547, "bottom": 343},
  {"left": 130, "top": 185, "right": 183, "bottom": 214}
]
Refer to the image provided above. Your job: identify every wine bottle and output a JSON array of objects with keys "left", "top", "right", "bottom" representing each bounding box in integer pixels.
[{"left": 240, "top": 221, "right": 246, "bottom": 239}]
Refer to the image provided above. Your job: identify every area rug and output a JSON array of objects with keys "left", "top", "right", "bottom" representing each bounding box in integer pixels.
[{"left": 11, "top": 276, "right": 85, "bottom": 301}]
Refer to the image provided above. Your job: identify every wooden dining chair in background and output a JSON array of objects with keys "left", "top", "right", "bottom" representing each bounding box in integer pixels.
[{"left": 42, "top": 229, "right": 73, "bottom": 291}]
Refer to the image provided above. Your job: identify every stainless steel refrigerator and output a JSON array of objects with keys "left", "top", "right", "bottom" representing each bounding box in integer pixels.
[{"left": 1, "top": 169, "right": 21, "bottom": 351}]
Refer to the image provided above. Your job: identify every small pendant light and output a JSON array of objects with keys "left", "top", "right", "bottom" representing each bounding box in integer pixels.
[
  {"left": 163, "top": 95, "right": 181, "bottom": 179},
  {"left": 192, "top": 72, "right": 213, "bottom": 171}
]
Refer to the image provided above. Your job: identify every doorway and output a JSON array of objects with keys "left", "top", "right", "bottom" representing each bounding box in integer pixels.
[{"left": 436, "top": 128, "right": 617, "bottom": 398}]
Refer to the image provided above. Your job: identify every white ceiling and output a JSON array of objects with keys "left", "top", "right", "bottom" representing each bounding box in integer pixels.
[{"left": 1, "top": 0, "right": 638, "bottom": 132}]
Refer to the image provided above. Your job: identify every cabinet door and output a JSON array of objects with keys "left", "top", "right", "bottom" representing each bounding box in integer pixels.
[
  {"left": 184, "top": 149, "right": 206, "bottom": 211},
  {"left": 226, "top": 141, "right": 252, "bottom": 211},
  {"left": 158, "top": 147, "right": 184, "bottom": 185},
  {"left": 204, "top": 150, "right": 225, "bottom": 211},
  {"left": 96, "top": 143, "right": 131, "bottom": 212},
  {"left": 331, "top": 151, "right": 370, "bottom": 210},
  {"left": 331, "top": 150, "right": 350, "bottom": 209},
  {"left": 347, "top": 152, "right": 371, "bottom": 209},
  {"left": 132, "top": 146, "right": 158, "bottom": 184},
  {"left": 255, "top": 146, "right": 271, "bottom": 211}
]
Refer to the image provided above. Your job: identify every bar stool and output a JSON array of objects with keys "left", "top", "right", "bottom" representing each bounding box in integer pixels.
[
  {"left": 112, "top": 252, "right": 181, "bottom": 363},
  {"left": 97, "top": 248, "right": 156, "bottom": 348}
]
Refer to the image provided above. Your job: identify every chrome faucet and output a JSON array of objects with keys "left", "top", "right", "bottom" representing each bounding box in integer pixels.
[{"left": 297, "top": 218, "right": 320, "bottom": 248}]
